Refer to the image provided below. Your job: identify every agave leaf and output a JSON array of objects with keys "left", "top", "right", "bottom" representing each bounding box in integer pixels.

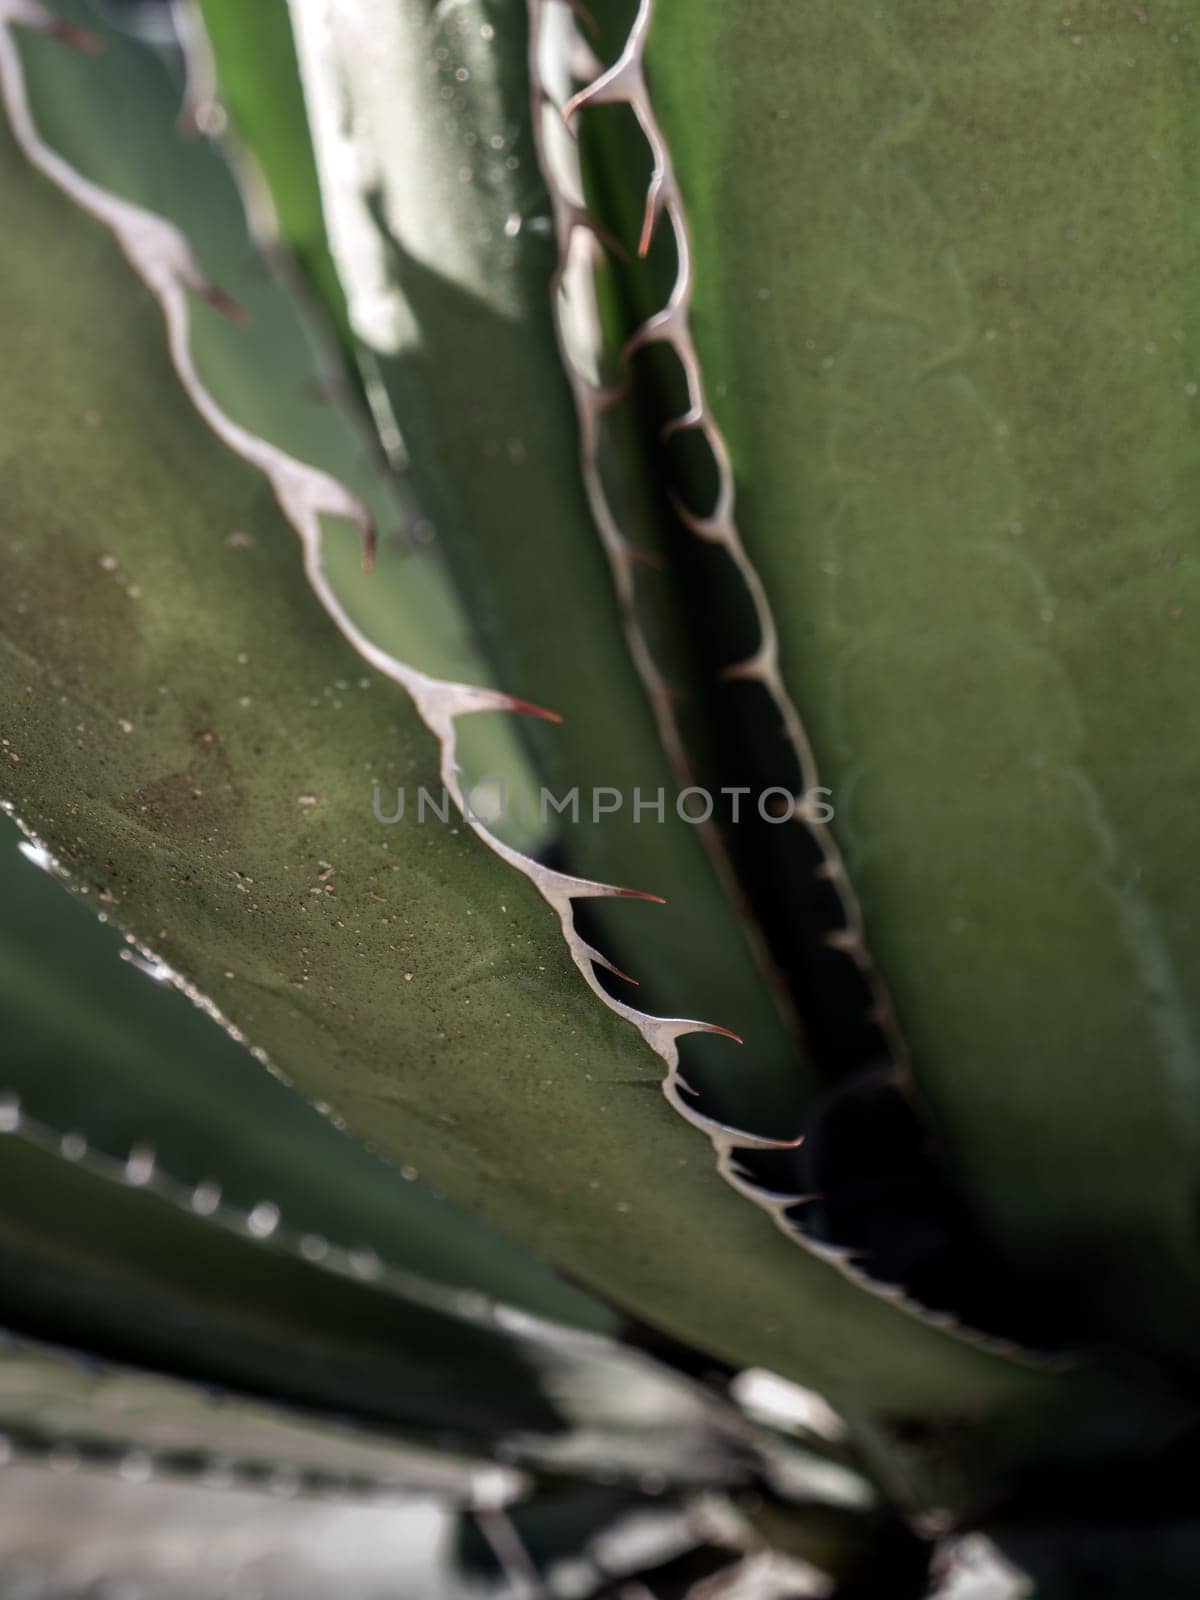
[
  {"left": 0, "top": 1327, "right": 522, "bottom": 1501},
  {"left": 4, "top": 799, "right": 820, "bottom": 1492},
  {"left": 0, "top": 1455, "right": 511, "bottom": 1600},
  {"left": 0, "top": 1123, "right": 816, "bottom": 1492},
  {"left": 186, "top": 0, "right": 348, "bottom": 340},
  {"left": 195, "top": 0, "right": 815, "bottom": 1137},
  {"left": 639, "top": 0, "right": 1200, "bottom": 1372},
  {"left": 0, "top": 825, "right": 927, "bottom": 1521},
  {"left": 10, "top": 5, "right": 1197, "bottom": 1529},
  {"left": 0, "top": 1417, "right": 763, "bottom": 1600},
  {"left": 0, "top": 813, "right": 612, "bottom": 1329},
  {"left": 193, "top": 0, "right": 1031, "bottom": 1366},
  {"left": 261, "top": 0, "right": 1057, "bottom": 1365},
  {"left": 10, "top": 0, "right": 541, "bottom": 846},
  {"left": 0, "top": 7, "right": 1085, "bottom": 1447},
  {"left": 0, "top": 1127, "right": 571, "bottom": 1443}
]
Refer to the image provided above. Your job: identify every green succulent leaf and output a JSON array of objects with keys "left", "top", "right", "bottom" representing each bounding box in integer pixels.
[
  {"left": 0, "top": 1128, "right": 572, "bottom": 1445},
  {"left": 0, "top": 1327, "right": 523, "bottom": 1500},
  {"left": 0, "top": 811, "right": 611, "bottom": 1328},
  {"left": 641, "top": 0, "right": 1200, "bottom": 1375},
  {"left": 190, "top": 0, "right": 348, "bottom": 340},
  {"left": 201, "top": 0, "right": 816, "bottom": 1138},
  {"left": 0, "top": 1, "right": 1089, "bottom": 1466},
  {"left": 8, "top": 1, "right": 1200, "bottom": 1569}
]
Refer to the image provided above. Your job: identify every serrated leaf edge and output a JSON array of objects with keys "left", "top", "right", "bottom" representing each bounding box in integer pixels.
[
  {"left": 522, "top": 0, "right": 1068, "bottom": 1368},
  {"left": 0, "top": 1, "right": 1049, "bottom": 1370}
]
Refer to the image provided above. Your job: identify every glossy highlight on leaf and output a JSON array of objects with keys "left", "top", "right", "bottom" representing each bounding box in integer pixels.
[{"left": 3, "top": 0, "right": 1200, "bottom": 1591}]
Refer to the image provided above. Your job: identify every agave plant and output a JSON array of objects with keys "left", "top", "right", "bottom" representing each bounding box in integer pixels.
[{"left": 1, "top": 0, "right": 1198, "bottom": 1593}]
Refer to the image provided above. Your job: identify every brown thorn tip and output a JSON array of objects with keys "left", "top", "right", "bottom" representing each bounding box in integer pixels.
[
  {"left": 361, "top": 524, "right": 377, "bottom": 574},
  {"left": 505, "top": 696, "right": 563, "bottom": 725},
  {"left": 637, "top": 193, "right": 659, "bottom": 259},
  {"left": 613, "top": 886, "right": 666, "bottom": 905},
  {"left": 47, "top": 19, "right": 102, "bottom": 52},
  {"left": 201, "top": 285, "right": 250, "bottom": 326},
  {"left": 706, "top": 1024, "right": 744, "bottom": 1046}
]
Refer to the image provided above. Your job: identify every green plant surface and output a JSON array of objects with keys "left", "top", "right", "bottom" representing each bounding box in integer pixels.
[
  {"left": 0, "top": 1130, "right": 569, "bottom": 1445},
  {"left": 0, "top": 1328, "right": 522, "bottom": 1499},
  {"left": 0, "top": 1036, "right": 807, "bottom": 1494},
  {"left": 640, "top": 0, "right": 1200, "bottom": 1376},
  {"left": 2, "top": 816, "right": 850, "bottom": 1499},
  {"left": 206, "top": 0, "right": 815, "bottom": 1137},
  {"left": 10, "top": 8, "right": 1200, "bottom": 1578},
  {"left": 10, "top": 1, "right": 542, "bottom": 847},
  {"left": 191, "top": 0, "right": 348, "bottom": 340},
  {"left": 0, "top": 8, "right": 1097, "bottom": 1472},
  {"left": 0, "top": 812, "right": 613, "bottom": 1328}
]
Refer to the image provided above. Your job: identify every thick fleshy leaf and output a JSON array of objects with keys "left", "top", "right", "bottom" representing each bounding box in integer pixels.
[
  {"left": 0, "top": 1327, "right": 522, "bottom": 1501},
  {"left": 258, "top": 0, "right": 1071, "bottom": 1366},
  {"left": 0, "top": 1129, "right": 567, "bottom": 1444},
  {"left": 0, "top": 1117, "right": 822, "bottom": 1491},
  {"left": 0, "top": 1404, "right": 768, "bottom": 1600},
  {"left": 2, "top": 756, "right": 829, "bottom": 1492},
  {"left": 640, "top": 0, "right": 1200, "bottom": 1374},
  {"left": 214, "top": 0, "right": 814, "bottom": 1137},
  {"left": 191, "top": 0, "right": 348, "bottom": 339},
  {"left": 0, "top": 1453, "right": 517, "bottom": 1600},
  {"left": 1, "top": 812, "right": 612, "bottom": 1329},
  {"left": 11, "top": 0, "right": 540, "bottom": 841},
  {"left": 0, "top": 5, "right": 1091, "bottom": 1469},
  {"left": 194, "top": 0, "right": 1047, "bottom": 1365}
]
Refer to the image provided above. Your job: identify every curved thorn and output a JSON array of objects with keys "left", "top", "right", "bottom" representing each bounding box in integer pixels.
[
  {"left": 637, "top": 180, "right": 664, "bottom": 258},
  {"left": 198, "top": 282, "right": 249, "bottom": 326},
  {"left": 607, "top": 884, "right": 666, "bottom": 905},
  {"left": 585, "top": 945, "right": 639, "bottom": 987},
  {"left": 503, "top": 695, "right": 565, "bottom": 725},
  {"left": 695, "top": 1022, "right": 743, "bottom": 1046}
]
